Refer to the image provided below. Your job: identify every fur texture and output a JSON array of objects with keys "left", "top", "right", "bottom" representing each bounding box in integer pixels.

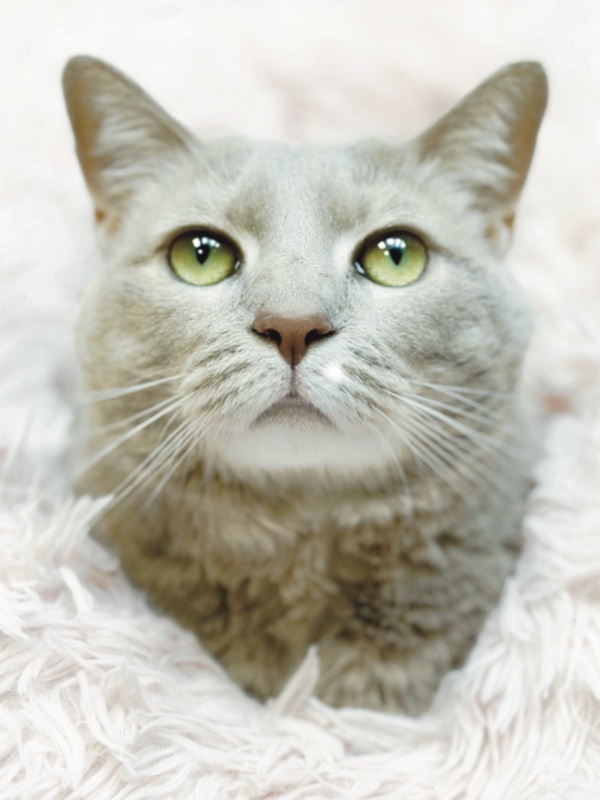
[
  {"left": 64, "top": 58, "right": 545, "bottom": 713},
  {"left": 2, "top": 0, "right": 600, "bottom": 795}
]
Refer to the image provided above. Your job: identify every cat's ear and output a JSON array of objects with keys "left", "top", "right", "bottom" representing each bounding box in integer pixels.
[
  {"left": 63, "top": 55, "right": 192, "bottom": 233},
  {"left": 416, "top": 62, "right": 547, "bottom": 255}
]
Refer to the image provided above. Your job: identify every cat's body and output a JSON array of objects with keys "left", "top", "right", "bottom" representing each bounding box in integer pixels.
[{"left": 64, "top": 57, "right": 546, "bottom": 713}]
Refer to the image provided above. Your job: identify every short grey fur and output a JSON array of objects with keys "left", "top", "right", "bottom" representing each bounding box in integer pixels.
[{"left": 64, "top": 56, "right": 547, "bottom": 713}]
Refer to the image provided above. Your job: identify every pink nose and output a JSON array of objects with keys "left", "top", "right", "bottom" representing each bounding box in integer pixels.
[{"left": 252, "top": 313, "right": 334, "bottom": 367}]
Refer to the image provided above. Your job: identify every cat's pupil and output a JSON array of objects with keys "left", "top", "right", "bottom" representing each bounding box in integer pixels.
[
  {"left": 388, "top": 247, "right": 403, "bottom": 266},
  {"left": 383, "top": 238, "right": 406, "bottom": 266},
  {"left": 192, "top": 236, "right": 212, "bottom": 265}
]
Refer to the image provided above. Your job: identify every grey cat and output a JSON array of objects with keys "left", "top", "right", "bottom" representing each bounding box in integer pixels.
[{"left": 64, "top": 56, "right": 547, "bottom": 714}]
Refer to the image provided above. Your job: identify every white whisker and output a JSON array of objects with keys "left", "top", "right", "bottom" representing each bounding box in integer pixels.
[
  {"left": 368, "top": 404, "right": 475, "bottom": 510},
  {"left": 74, "top": 395, "right": 188, "bottom": 482},
  {"left": 397, "top": 393, "right": 521, "bottom": 462},
  {"left": 363, "top": 418, "right": 413, "bottom": 516},
  {"left": 407, "top": 392, "right": 506, "bottom": 427},
  {"left": 87, "top": 394, "right": 183, "bottom": 435},
  {"left": 412, "top": 379, "right": 512, "bottom": 399},
  {"left": 404, "top": 408, "right": 511, "bottom": 496},
  {"left": 141, "top": 427, "right": 203, "bottom": 513},
  {"left": 410, "top": 379, "right": 513, "bottom": 415},
  {"left": 109, "top": 420, "right": 195, "bottom": 511},
  {"left": 400, "top": 426, "right": 478, "bottom": 510},
  {"left": 80, "top": 371, "right": 186, "bottom": 403}
]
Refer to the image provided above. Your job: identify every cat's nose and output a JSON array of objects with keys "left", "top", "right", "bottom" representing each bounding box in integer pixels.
[{"left": 252, "top": 313, "right": 334, "bottom": 367}]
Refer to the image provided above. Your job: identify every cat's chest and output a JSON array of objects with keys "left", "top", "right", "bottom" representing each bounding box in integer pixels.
[
  {"left": 149, "top": 478, "right": 471, "bottom": 626},
  {"left": 99, "top": 467, "right": 519, "bottom": 705}
]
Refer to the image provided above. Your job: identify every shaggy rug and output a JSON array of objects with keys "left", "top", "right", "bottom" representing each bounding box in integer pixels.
[{"left": 1, "top": 1, "right": 600, "bottom": 797}]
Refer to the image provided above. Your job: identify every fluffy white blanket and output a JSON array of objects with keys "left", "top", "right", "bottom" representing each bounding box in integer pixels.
[{"left": 2, "top": 1, "right": 600, "bottom": 797}]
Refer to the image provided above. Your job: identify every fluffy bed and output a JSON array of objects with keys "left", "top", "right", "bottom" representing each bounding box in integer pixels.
[{"left": 2, "top": 1, "right": 600, "bottom": 797}]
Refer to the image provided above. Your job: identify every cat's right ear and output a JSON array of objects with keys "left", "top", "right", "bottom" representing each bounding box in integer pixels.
[
  {"left": 63, "top": 56, "right": 192, "bottom": 234},
  {"left": 415, "top": 62, "right": 548, "bottom": 256}
]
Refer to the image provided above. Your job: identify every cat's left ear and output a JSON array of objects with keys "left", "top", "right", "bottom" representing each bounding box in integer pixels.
[
  {"left": 63, "top": 55, "right": 193, "bottom": 235},
  {"left": 416, "top": 62, "right": 548, "bottom": 255}
]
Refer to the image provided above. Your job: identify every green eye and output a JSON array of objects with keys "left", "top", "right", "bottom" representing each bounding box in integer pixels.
[
  {"left": 168, "top": 231, "right": 239, "bottom": 286},
  {"left": 355, "top": 232, "right": 428, "bottom": 287}
]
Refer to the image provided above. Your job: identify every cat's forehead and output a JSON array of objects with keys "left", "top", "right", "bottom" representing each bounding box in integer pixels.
[
  {"left": 141, "top": 135, "right": 478, "bottom": 260},
  {"left": 194, "top": 137, "right": 411, "bottom": 239}
]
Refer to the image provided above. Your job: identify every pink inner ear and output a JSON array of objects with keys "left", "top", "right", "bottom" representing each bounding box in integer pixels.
[
  {"left": 93, "top": 205, "right": 122, "bottom": 237},
  {"left": 502, "top": 210, "right": 515, "bottom": 233},
  {"left": 483, "top": 209, "right": 515, "bottom": 255}
]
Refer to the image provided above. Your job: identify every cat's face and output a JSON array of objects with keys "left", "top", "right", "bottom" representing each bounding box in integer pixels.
[{"left": 65, "top": 58, "right": 546, "bottom": 487}]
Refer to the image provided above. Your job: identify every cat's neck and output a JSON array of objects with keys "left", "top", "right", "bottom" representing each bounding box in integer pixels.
[{"left": 160, "top": 456, "right": 503, "bottom": 560}]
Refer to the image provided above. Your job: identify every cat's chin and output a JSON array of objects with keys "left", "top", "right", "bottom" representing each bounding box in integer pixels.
[{"left": 215, "top": 417, "right": 396, "bottom": 478}]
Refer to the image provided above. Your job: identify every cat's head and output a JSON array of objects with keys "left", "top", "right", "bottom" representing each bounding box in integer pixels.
[{"left": 64, "top": 57, "right": 546, "bottom": 487}]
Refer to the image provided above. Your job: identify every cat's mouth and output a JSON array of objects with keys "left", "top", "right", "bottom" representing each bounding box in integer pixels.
[{"left": 255, "top": 393, "right": 330, "bottom": 425}]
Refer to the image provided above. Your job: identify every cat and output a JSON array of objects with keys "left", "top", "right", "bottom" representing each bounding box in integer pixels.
[{"left": 63, "top": 55, "right": 547, "bottom": 714}]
